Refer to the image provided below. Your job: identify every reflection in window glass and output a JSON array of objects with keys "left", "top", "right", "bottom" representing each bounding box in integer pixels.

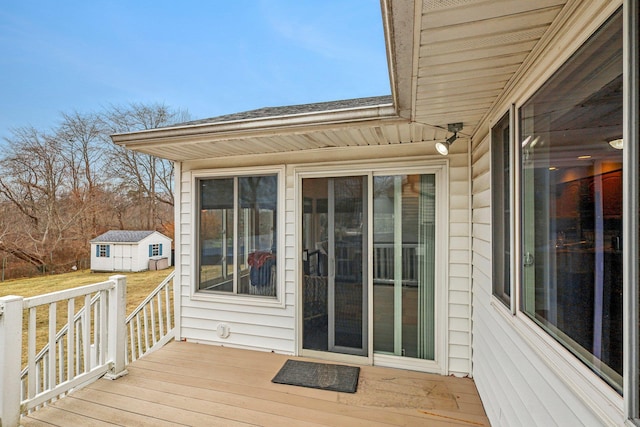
[
  {"left": 492, "top": 112, "right": 511, "bottom": 306},
  {"left": 520, "top": 10, "right": 622, "bottom": 392},
  {"left": 198, "top": 175, "right": 277, "bottom": 297},
  {"left": 373, "top": 174, "right": 436, "bottom": 360}
]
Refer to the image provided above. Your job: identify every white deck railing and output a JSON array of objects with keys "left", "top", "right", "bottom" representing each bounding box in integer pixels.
[
  {"left": 0, "top": 271, "right": 175, "bottom": 427},
  {"left": 126, "top": 271, "right": 175, "bottom": 363}
]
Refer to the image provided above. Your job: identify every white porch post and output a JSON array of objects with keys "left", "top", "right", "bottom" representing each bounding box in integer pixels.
[
  {"left": 105, "top": 275, "right": 128, "bottom": 379},
  {"left": 0, "top": 295, "right": 23, "bottom": 427}
]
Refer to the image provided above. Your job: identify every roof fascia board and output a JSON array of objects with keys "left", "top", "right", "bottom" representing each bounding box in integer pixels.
[
  {"left": 380, "top": 0, "right": 418, "bottom": 121},
  {"left": 112, "top": 104, "right": 401, "bottom": 148}
]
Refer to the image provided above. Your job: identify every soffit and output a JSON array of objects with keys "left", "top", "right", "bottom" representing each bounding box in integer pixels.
[
  {"left": 413, "top": 0, "right": 567, "bottom": 137},
  {"left": 117, "top": 120, "right": 452, "bottom": 162},
  {"left": 113, "top": 0, "right": 569, "bottom": 161}
]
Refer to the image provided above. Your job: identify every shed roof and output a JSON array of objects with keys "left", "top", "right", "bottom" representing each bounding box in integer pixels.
[{"left": 90, "top": 230, "right": 163, "bottom": 243}]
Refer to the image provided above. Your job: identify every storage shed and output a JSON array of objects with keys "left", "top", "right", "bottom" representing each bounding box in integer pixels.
[{"left": 90, "top": 230, "right": 172, "bottom": 272}]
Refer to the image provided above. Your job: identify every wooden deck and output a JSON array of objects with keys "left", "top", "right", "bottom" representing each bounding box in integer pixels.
[{"left": 20, "top": 341, "right": 489, "bottom": 427}]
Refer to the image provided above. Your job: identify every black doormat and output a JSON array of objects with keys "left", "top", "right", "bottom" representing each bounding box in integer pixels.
[{"left": 271, "top": 359, "right": 360, "bottom": 393}]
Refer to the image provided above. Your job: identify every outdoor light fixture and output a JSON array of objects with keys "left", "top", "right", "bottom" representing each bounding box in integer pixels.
[
  {"left": 435, "top": 123, "right": 463, "bottom": 156},
  {"left": 608, "top": 138, "right": 624, "bottom": 150}
]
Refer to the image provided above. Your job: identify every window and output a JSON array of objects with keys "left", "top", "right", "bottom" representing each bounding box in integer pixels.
[
  {"left": 149, "top": 244, "right": 162, "bottom": 257},
  {"left": 372, "top": 174, "right": 436, "bottom": 359},
  {"left": 492, "top": 111, "right": 512, "bottom": 307},
  {"left": 519, "top": 10, "right": 623, "bottom": 392},
  {"left": 198, "top": 174, "right": 278, "bottom": 297},
  {"left": 630, "top": 0, "right": 640, "bottom": 421},
  {"left": 96, "top": 244, "right": 110, "bottom": 258}
]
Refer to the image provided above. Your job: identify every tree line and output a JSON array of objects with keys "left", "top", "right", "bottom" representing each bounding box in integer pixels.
[{"left": 0, "top": 103, "right": 189, "bottom": 278}]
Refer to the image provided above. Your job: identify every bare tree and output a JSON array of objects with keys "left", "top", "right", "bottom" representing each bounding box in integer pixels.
[
  {"left": 102, "top": 103, "right": 189, "bottom": 229},
  {"left": 0, "top": 102, "right": 188, "bottom": 276},
  {"left": 0, "top": 127, "right": 68, "bottom": 270}
]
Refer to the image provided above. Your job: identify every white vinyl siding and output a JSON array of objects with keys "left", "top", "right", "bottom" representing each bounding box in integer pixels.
[
  {"left": 447, "top": 148, "right": 471, "bottom": 376},
  {"left": 472, "top": 132, "right": 615, "bottom": 426},
  {"left": 179, "top": 166, "right": 295, "bottom": 353},
  {"left": 471, "top": 1, "right": 626, "bottom": 425},
  {"left": 176, "top": 141, "right": 472, "bottom": 374}
]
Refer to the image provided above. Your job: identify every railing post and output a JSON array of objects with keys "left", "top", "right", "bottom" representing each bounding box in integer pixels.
[
  {"left": 105, "top": 275, "right": 128, "bottom": 380},
  {"left": 0, "top": 295, "right": 24, "bottom": 427}
]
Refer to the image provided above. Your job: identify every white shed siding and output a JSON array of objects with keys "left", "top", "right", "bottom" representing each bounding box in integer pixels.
[{"left": 90, "top": 244, "right": 114, "bottom": 272}]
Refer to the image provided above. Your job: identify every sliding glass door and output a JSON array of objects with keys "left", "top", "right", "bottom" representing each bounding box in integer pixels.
[
  {"left": 302, "top": 176, "right": 367, "bottom": 356},
  {"left": 301, "top": 171, "right": 437, "bottom": 362},
  {"left": 372, "top": 174, "right": 436, "bottom": 360}
]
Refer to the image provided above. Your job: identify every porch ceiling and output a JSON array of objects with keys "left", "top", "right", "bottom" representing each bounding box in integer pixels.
[
  {"left": 411, "top": 0, "right": 567, "bottom": 137},
  {"left": 112, "top": 0, "right": 568, "bottom": 161}
]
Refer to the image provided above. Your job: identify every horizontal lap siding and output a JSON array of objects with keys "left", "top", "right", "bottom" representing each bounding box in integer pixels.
[
  {"left": 176, "top": 142, "right": 474, "bottom": 375},
  {"left": 471, "top": 134, "right": 603, "bottom": 425},
  {"left": 177, "top": 167, "right": 296, "bottom": 354},
  {"left": 447, "top": 147, "right": 471, "bottom": 376}
]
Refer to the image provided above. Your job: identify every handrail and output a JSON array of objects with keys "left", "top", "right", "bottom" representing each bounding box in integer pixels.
[
  {"left": 13, "top": 276, "right": 127, "bottom": 416},
  {"left": 19, "top": 292, "right": 102, "bottom": 379},
  {"left": 23, "top": 280, "right": 114, "bottom": 308},
  {"left": 1, "top": 270, "right": 176, "bottom": 426},
  {"left": 127, "top": 270, "right": 174, "bottom": 323},
  {"left": 125, "top": 270, "right": 175, "bottom": 363}
]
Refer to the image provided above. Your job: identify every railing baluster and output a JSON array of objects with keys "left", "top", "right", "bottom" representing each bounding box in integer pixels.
[
  {"left": 67, "top": 298, "right": 74, "bottom": 381},
  {"left": 58, "top": 338, "right": 64, "bottom": 385},
  {"left": 157, "top": 292, "right": 164, "bottom": 339},
  {"left": 75, "top": 321, "right": 81, "bottom": 375},
  {"left": 99, "top": 290, "right": 108, "bottom": 365},
  {"left": 93, "top": 297, "right": 99, "bottom": 368},
  {"left": 136, "top": 313, "right": 143, "bottom": 357},
  {"left": 128, "top": 320, "right": 135, "bottom": 363},
  {"left": 27, "top": 307, "right": 37, "bottom": 400},
  {"left": 48, "top": 302, "right": 56, "bottom": 389},
  {"left": 143, "top": 306, "right": 150, "bottom": 352},
  {"left": 83, "top": 294, "right": 91, "bottom": 373},
  {"left": 164, "top": 283, "right": 171, "bottom": 332},
  {"left": 150, "top": 298, "right": 157, "bottom": 346}
]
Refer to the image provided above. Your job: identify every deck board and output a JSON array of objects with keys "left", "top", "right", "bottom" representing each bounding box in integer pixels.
[{"left": 20, "top": 341, "right": 489, "bottom": 427}]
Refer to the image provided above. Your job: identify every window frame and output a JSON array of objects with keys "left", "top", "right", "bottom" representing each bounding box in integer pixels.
[
  {"left": 490, "top": 4, "right": 632, "bottom": 422},
  {"left": 190, "top": 166, "right": 286, "bottom": 308},
  {"left": 149, "top": 244, "right": 161, "bottom": 257},
  {"left": 623, "top": 0, "right": 640, "bottom": 421},
  {"left": 491, "top": 107, "right": 515, "bottom": 311},
  {"left": 97, "top": 244, "right": 110, "bottom": 258}
]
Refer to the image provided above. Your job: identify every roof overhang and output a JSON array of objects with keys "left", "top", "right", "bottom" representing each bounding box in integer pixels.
[{"left": 112, "top": 0, "right": 570, "bottom": 162}]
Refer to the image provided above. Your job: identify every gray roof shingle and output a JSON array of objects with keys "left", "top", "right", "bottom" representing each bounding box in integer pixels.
[
  {"left": 90, "top": 230, "right": 157, "bottom": 243},
  {"left": 177, "top": 95, "right": 393, "bottom": 127}
]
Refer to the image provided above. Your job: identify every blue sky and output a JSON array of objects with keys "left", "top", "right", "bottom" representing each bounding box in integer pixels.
[{"left": 0, "top": 1, "right": 390, "bottom": 141}]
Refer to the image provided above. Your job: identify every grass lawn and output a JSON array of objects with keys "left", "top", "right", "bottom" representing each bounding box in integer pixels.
[{"left": 0, "top": 268, "right": 175, "bottom": 368}]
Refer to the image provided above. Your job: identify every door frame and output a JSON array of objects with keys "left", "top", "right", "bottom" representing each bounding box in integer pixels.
[{"left": 295, "top": 159, "right": 449, "bottom": 373}]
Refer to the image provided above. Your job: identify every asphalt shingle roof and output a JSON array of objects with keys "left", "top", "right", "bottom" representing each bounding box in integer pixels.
[
  {"left": 90, "top": 230, "right": 156, "bottom": 243},
  {"left": 178, "top": 95, "right": 393, "bottom": 127}
]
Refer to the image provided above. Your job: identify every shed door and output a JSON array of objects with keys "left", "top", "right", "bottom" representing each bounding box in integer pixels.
[{"left": 114, "top": 245, "right": 133, "bottom": 271}]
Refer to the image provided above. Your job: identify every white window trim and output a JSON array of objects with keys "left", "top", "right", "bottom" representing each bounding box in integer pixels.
[
  {"left": 623, "top": 0, "right": 640, "bottom": 422},
  {"left": 487, "top": 5, "right": 633, "bottom": 424},
  {"left": 489, "top": 106, "right": 516, "bottom": 313},
  {"left": 293, "top": 157, "right": 450, "bottom": 375},
  {"left": 97, "top": 244, "right": 109, "bottom": 258},
  {"left": 150, "top": 244, "right": 161, "bottom": 257},
  {"left": 190, "top": 165, "right": 286, "bottom": 308}
]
